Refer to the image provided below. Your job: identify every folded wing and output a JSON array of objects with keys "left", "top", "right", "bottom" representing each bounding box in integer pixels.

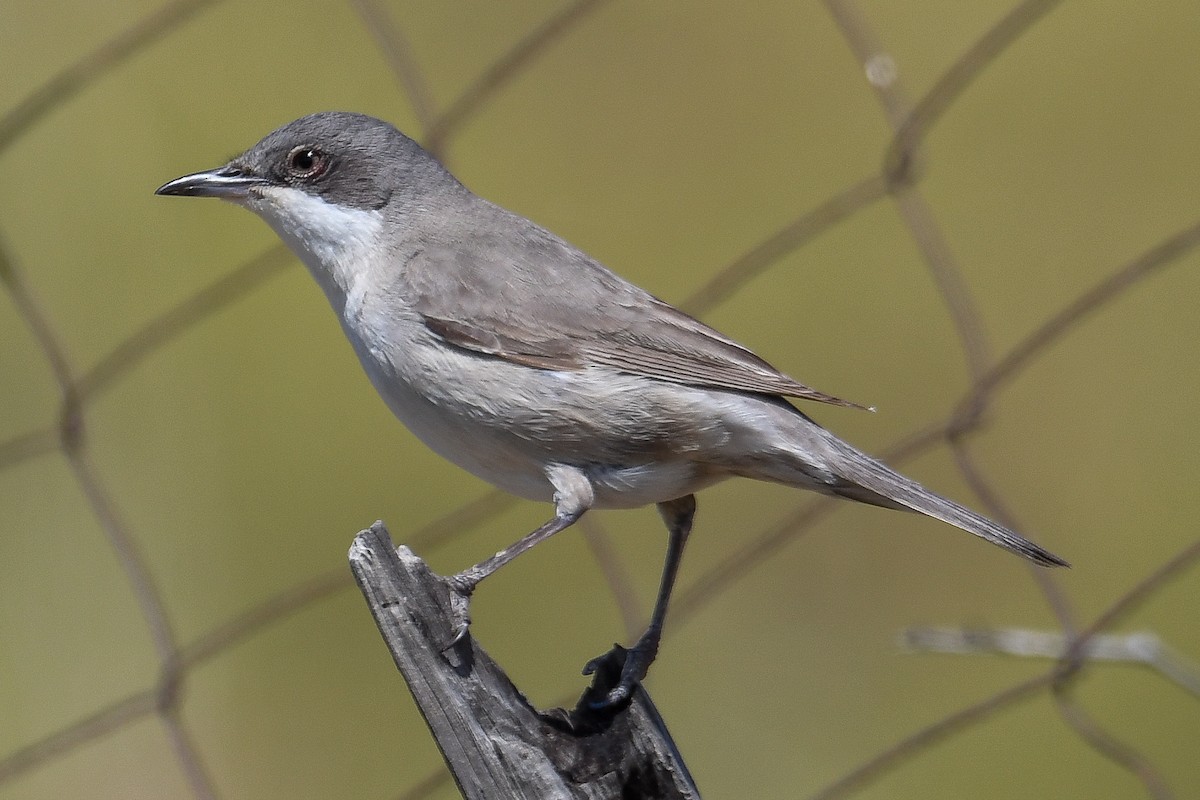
[{"left": 404, "top": 212, "right": 867, "bottom": 410}]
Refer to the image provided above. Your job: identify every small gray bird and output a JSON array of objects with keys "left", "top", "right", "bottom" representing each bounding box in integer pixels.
[{"left": 157, "top": 112, "right": 1066, "bottom": 707}]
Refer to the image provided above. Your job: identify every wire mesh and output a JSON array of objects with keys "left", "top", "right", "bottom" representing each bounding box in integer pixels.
[{"left": 2, "top": 1, "right": 1197, "bottom": 798}]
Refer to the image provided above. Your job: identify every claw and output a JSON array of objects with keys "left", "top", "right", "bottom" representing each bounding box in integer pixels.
[
  {"left": 586, "top": 640, "right": 655, "bottom": 710},
  {"left": 441, "top": 574, "right": 475, "bottom": 652},
  {"left": 581, "top": 647, "right": 618, "bottom": 677},
  {"left": 592, "top": 681, "right": 634, "bottom": 709}
]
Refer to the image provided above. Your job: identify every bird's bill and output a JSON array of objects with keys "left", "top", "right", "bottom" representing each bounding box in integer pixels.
[{"left": 155, "top": 166, "right": 263, "bottom": 199}]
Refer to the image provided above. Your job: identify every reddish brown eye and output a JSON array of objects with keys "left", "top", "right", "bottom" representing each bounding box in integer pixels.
[{"left": 286, "top": 146, "right": 327, "bottom": 178}]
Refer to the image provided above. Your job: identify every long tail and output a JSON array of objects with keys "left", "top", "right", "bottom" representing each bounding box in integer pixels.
[{"left": 815, "top": 429, "right": 1069, "bottom": 568}]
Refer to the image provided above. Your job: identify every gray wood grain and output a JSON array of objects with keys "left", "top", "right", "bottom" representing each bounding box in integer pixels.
[{"left": 349, "top": 521, "right": 700, "bottom": 799}]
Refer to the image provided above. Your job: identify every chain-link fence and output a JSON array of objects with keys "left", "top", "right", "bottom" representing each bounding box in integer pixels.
[{"left": 2, "top": 1, "right": 1197, "bottom": 798}]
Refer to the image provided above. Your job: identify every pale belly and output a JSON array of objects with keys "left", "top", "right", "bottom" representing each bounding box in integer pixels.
[{"left": 345, "top": 312, "right": 738, "bottom": 509}]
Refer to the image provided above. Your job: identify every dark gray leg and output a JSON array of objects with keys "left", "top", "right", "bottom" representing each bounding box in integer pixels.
[
  {"left": 445, "top": 464, "right": 593, "bottom": 647},
  {"left": 589, "top": 494, "right": 696, "bottom": 708}
]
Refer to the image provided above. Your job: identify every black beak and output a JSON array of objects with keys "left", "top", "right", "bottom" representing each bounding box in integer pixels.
[{"left": 155, "top": 165, "right": 265, "bottom": 199}]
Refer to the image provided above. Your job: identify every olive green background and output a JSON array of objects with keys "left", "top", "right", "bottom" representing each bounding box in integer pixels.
[{"left": 2, "top": 1, "right": 1198, "bottom": 798}]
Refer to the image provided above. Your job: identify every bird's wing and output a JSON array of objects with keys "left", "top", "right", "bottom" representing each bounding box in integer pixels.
[{"left": 403, "top": 210, "right": 868, "bottom": 410}]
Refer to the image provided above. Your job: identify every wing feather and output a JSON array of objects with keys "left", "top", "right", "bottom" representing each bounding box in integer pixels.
[{"left": 402, "top": 202, "right": 869, "bottom": 410}]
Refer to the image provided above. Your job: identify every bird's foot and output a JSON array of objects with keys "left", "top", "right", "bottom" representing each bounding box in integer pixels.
[
  {"left": 583, "top": 630, "right": 661, "bottom": 709},
  {"left": 442, "top": 572, "right": 477, "bottom": 651}
]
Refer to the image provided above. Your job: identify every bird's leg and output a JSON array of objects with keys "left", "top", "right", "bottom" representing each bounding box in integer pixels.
[
  {"left": 444, "top": 509, "right": 582, "bottom": 646},
  {"left": 587, "top": 494, "right": 696, "bottom": 708},
  {"left": 444, "top": 464, "right": 592, "bottom": 649}
]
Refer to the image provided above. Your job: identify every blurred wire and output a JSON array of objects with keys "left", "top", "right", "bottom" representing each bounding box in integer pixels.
[{"left": 1, "top": 1, "right": 1196, "bottom": 798}]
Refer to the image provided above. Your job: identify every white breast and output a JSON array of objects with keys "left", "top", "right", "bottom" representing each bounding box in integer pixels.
[{"left": 248, "top": 186, "right": 386, "bottom": 314}]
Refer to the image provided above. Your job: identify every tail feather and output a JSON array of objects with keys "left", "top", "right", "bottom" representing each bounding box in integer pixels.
[{"left": 821, "top": 436, "right": 1069, "bottom": 568}]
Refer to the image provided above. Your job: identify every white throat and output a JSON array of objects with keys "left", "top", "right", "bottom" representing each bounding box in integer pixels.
[{"left": 248, "top": 186, "right": 385, "bottom": 313}]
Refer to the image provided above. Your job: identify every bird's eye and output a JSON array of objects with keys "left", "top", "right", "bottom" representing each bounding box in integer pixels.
[{"left": 286, "top": 146, "right": 328, "bottom": 179}]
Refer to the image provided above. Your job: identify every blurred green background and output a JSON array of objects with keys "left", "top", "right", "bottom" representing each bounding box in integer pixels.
[{"left": 2, "top": 1, "right": 1198, "bottom": 798}]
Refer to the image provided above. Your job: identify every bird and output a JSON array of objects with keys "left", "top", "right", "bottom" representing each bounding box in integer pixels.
[{"left": 156, "top": 111, "right": 1067, "bottom": 708}]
